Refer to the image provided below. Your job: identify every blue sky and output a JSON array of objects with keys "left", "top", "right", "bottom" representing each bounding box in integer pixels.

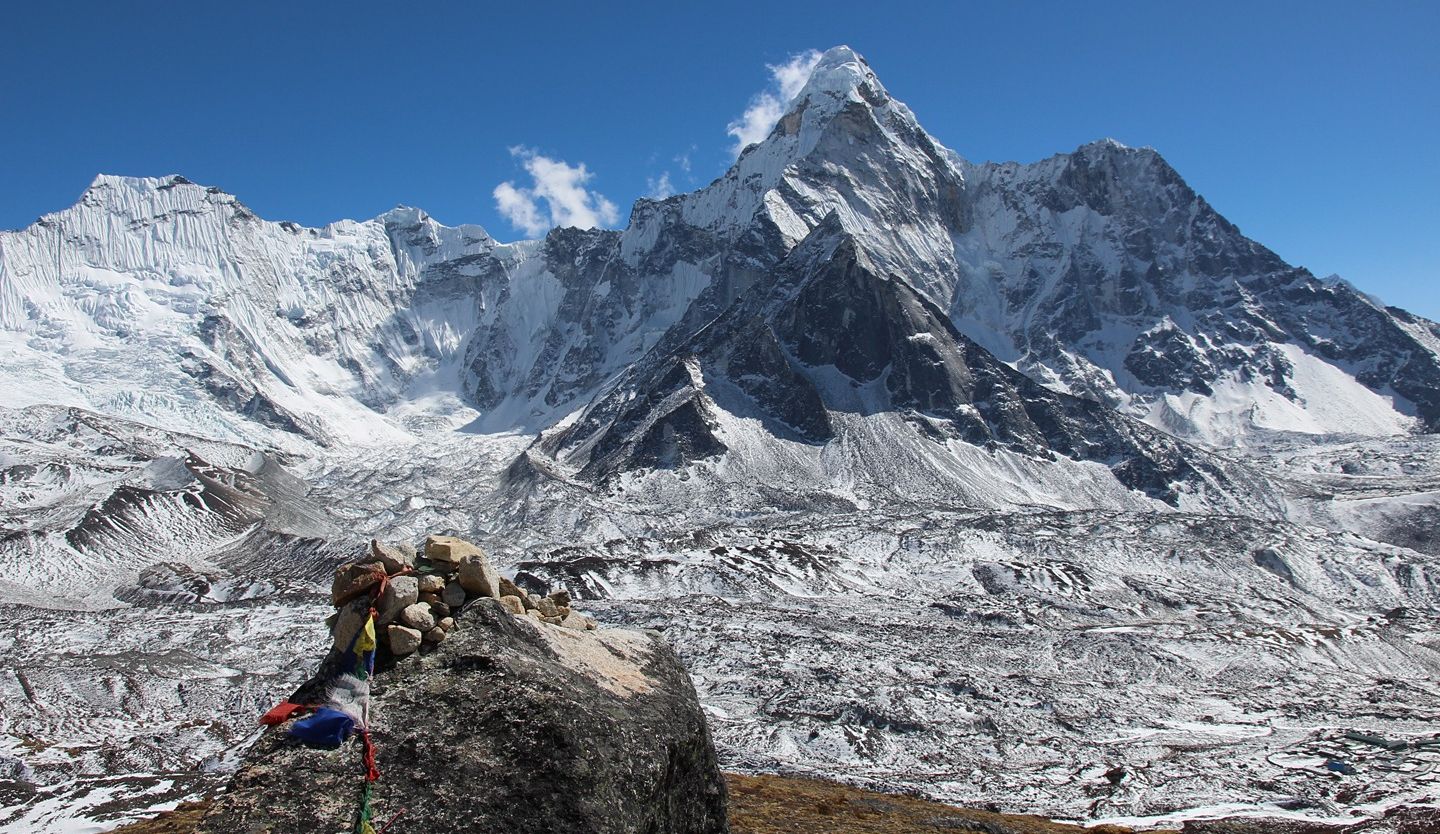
[{"left": 3, "top": 1, "right": 1436, "bottom": 318}]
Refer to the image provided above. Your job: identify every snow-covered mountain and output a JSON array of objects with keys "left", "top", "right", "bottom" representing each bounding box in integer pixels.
[
  {"left": 3, "top": 47, "right": 1435, "bottom": 459},
  {"left": 1, "top": 44, "right": 1438, "bottom": 832}
]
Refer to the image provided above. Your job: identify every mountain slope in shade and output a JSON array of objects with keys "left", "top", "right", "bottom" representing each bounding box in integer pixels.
[{"left": 538, "top": 216, "right": 1278, "bottom": 515}]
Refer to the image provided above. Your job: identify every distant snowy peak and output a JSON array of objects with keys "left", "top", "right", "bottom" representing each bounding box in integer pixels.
[{"left": 948, "top": 136, "right": 1440, "bottom": 436}]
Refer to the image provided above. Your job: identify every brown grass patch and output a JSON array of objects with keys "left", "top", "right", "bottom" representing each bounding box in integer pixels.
[
  {"left": 724, "top": 773, "right": 1150, "bottom": 834},
  {"left": 104, "top": 802, "right": 209, "bottom": 834}
]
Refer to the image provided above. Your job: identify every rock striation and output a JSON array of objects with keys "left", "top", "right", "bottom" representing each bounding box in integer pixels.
[{"left": 195, "top": 535, "right": 725, "bottom": 834}]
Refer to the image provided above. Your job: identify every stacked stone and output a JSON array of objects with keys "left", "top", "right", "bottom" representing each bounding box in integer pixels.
[
  {"left": 328, "top": 534, "right": 595, "bottom": 659},
  {"left": 496, "top": 579, "right": 596, "bottom": 631}
]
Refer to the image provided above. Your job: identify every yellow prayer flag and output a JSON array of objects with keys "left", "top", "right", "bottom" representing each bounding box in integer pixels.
[{"left": 355, "top": 614, "right": 377, "bottom": 653}]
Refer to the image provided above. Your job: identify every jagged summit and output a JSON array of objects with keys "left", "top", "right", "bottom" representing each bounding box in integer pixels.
[{"left": 790, "top": 45, "right": 892, "bottom": 114}]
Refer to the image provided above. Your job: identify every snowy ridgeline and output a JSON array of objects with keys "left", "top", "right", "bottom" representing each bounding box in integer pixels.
[{"left": 0, "top": 45, "right": 1438, "bottom": 832}]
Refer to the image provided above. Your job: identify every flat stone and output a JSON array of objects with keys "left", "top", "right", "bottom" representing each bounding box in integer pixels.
[
  {"left": 417, "top": 574, "right": 446, "bottom": 594},
  {"left": 425, "top": 535, "right": 483, "bottom": 567},
  {"left": 399, "top": 602, "right": 436, "bottom": 632},
  {"left": 331, "top": 562, "right": 386, "bottom": 607},
  {"left": 526, "top": 609, "right": 544, "bottom": 621},
  {"left": 458, "top": 554, "right": 501, "bottom": 599},
  {"left": 499, "top": 595, "right": 525, "bottom": 616},
  {"left": 438, "top": 617, "right": 455, "bottom": 633},
  {"left": 376, "top": 575, "right": 419, "bottom": 626},
  {"left": 498, "top": 576, "right": 524, "bottom": 599},
  {"left": 560, "top": 611, "right": 588, "bottom": 630},
  {"left": 387, "top": 624, "right": 422, "bottom": 656},
  {"left": 423, "top": 626, "right": 446, "bottom": 644},
  {"left": 540, "top": 615, "right": 563, "bottom": 626},
  {"left": 370, "top": 539, "right": 415, "bottom": 574},
  {"left": 442, "top": 580, "right": 467, "bottom": 609}
]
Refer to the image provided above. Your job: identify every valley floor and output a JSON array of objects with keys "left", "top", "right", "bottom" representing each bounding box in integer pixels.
[{"left": 2, "top": 418, "right": 1437, "bottom": 832}]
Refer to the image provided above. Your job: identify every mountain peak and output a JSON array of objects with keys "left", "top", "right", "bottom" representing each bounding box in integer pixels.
[
  {"left": 790, "top": 45, "right": 892, "bottom": 117},
  {"left": 377, "top": 205, "right": 431, "bottom": 226},
  {"left": 85, "top": 173, "right": 217, "bottom": 195}
]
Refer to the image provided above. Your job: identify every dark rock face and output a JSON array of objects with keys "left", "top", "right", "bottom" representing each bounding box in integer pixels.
[
  {"left": 545, "top": 219, "right": 1255, "bottom": 506},
  {"left": 195, "top": 599, "right": 728, "bottom": 834}
]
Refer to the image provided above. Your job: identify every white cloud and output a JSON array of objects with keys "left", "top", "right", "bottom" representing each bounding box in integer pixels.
[
  {"left": 492, "top": 147, "right": 620, "bottom": 237},
  {"left": 726, "top": 49, "right": 822, "bottom": 157},
  {"left": 647, "top": 171, "right": 674, "bottom": 200}
]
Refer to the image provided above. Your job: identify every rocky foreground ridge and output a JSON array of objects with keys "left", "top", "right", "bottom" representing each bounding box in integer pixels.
[{"left": 191, "top": 536, "right": 729, "bottom": 834}]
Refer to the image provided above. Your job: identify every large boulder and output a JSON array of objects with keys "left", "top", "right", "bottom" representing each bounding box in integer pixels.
[
  {"left": 195, "top": 599, "right": 728, "bottom": 834},
  {"left": 376, "top": 575, "right": 419, "bottom": 626},
  {"left": 458, "top": 553, "right": 502, "bottom": 598}
]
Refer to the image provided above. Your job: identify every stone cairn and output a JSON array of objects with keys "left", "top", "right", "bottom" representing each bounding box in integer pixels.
[{"left": 328, "top": 534, "right": 596, "bottom": 658}]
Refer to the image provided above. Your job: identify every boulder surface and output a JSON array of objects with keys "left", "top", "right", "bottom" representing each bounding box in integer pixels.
[{"left": 195, "top": 598, "right": 728, "bottom": 834}]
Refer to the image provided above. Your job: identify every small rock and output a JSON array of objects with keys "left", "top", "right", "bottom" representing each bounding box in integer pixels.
[
  {"left": 438, "top": 616, "right": 455, "bottom": 632},
  {"left": 560, "top": 611, "right": 588, "bottom": 630},
  {"left": 458, "top": 554, "right": 501, "bottom": 599},
  {"left": 428, "top": 601, "right": 451, "bottom": 620},
  {"left": 417, "top": 574, "right": 446, "bottom": 594},
  {"left": 442, "top": 580, "right": 467, "bottom": 609},
  {"left": 556, "top": 606, "right": 572, "bottom": 620},
  {"left": 388, "top": 624, "right": 422, "bottom": 656},
  {"left": 423, "top": 626, "right": 446, "bottom": 644},
  {"left": 331, "top": 562, "right": 387, "bottom": 607},
  {"left": 526, "top": 592, "right": 543, "bottom": 610},
  {"left": 377, "top": 575, "right": 419, "bottom": 626},
  {"left": 535, "top": 597, "right": 561, "bottom": 619},
  {"left": 548, "top": 590, "right": 572, "bottom": 608},
  {"left": 541, "top": 615, "right": 563, "bottom": 626},
  {"left": 370, "top": 539, "right": 415, "bottom": 574},
  {"left": 499, "top": 595, "right": 525, "bottom": 616},
  {"left": 584, "top": 616, "right": 597, "bottom": 631},
  {"left": 425, "top": 535, "right": 483, "bottom": 567},
  {"left": 419, "top": 592, "right": 442, "bottom": 605},
  {"left": 498, "top": 576, "right": 525, "bottom": 600},
  {"left": 526, "top": 609, "right": 544, "bottom": 621},
  {"left": 330, "top": 599, "right": 372, "bottom": 652},
  {"left": 399, "top": 602, "right": 436, "bottom": 632}
]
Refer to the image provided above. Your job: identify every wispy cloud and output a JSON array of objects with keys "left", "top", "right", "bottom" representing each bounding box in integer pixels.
[
  {"left": 726, "top": 49, "right": 822, "bottom": 157},
  {"left": 646, "top": 171, "right": 675, "bottom": 200},
  {"left": 492, "top": 147, "right": 619, "bottom": 237}
]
